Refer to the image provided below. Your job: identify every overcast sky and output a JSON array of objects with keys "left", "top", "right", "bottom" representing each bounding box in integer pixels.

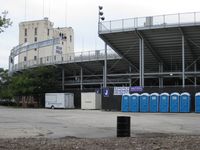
[{"left": 0, "top": 0, "right": 200, "bottom": 69}]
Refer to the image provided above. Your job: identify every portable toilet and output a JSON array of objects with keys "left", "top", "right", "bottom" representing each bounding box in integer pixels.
[
  {"left": 121, "top": 94, "right": 130, "bottom": 112},
  {"left": 140, "top": 93, "right": 149, "bottom": 112},
  {"left": 180, "top": 92, "right": 190, "bottom": 113},
  {"left": 150, "top": 93, "right": 159, "bottom": 112},
  {"left": 130, "top": 93, "right": 140, "bottom": 112},
  {"left": 170, "top": 92, "right": 180, "bottom": 112},
  {"left": 195, "top": 93, "right": 200, "bottom": 113},
  {"left": 159, "top": 93, "right": 169, "bottom": 112}
]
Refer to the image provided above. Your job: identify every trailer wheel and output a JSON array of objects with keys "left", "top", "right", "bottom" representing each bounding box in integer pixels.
[{"left": 51, "top": 105, "right": 55, "bottom": 109}]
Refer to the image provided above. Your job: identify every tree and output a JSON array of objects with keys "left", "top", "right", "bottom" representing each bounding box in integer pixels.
[
  {"left": 0, "top": 11, "right": 12, "bottom": 33},
  {"left": 0, "top": 68, "right": 13, "bottom": 99},
  {"left": 0, "top": 66, "right": 60, "bottom": 107},
  {"left": 9, "top": 66, "right": 59, "bottom": 107}
]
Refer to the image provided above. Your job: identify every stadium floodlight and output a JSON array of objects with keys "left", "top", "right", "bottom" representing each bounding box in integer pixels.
[
  {"left": 98, "top": 6, "right": 105, "bottom": 22},
  {"left": 99, "top": 6, "right": 103, "bottom": 10},
  {"left": 99, "top": 11, "right": 103, "bottom": 16},
  {"left": 100, "top": 17, "right": 105, "bottom": 21}
]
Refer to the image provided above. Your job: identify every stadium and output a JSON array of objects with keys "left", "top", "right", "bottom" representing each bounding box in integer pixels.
[{"left": 9, "top": 11, "right": 200, "bottom": 111}]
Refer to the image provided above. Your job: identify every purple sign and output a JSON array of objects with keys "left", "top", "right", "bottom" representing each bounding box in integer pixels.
[
  {"left": 95, "top": 88, "right": 101, "bottom": 94},
  {"left": 129, "top": 86, "right": 143, "bottom": 92},
  {"left": 103, "top": 88, "right": 110, "bottom": 97}
]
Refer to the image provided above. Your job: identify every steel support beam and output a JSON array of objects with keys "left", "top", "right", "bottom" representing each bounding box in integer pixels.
[
  {"left": 65, "top": 71, "right": 200, "bottom": 79},
  {"left": 139, "top": 38, "right": 144, "bottom": 87},
  {"left": 129, "top": 66, "right": 132, "bottom": 87},
  {"left": 62, "top": 67, "right": 65, "bottom": 91},
  {"left": 159, "top": 63, "right": 163, "bottom": 88},
  {"left": 75, "top": 63, "right": 93, "bottom": 74},
  {"left": 136, "top": 30, "right": 167, "bottom": 66},
  {"left": 194, "top": 62, "right": 197, "bottom": 86},
  {"left": 103, "top": 43, "right": 107, "bottom": 87},
  {"left": 142, "top": 39, "right": 144, "bottom": 87},
  {"left": 99, "top": 34, "right": 139, "bottom": 72},
  {"left": 179, "top": 28, "right": 196, "bottom": 60},
  {"left": 80, "top": 67, "right": 83, "bottom": 90},
  {"left": 102, "top": 66, "right": 105, "bottom": 87},
  {"left": 182, "top": 35, "right": 185, "bottom": 87}
]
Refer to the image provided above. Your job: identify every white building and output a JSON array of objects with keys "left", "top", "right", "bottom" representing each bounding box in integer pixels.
[{"left": 18, "top": 18, "right": 74, "bottom": 64}]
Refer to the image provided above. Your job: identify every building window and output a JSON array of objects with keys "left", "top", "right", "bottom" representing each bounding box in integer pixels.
[
  {"left": 34, "top": 37, "right": 37, "bottom": 42},
  {"left": 24, "top": 38, "right": 27, "bottom": 43},
  {"left": 34, "top": 56, "right": 37, "bottom": 60},
  {"left": 34, "top": 48, "right": 37, "bottom": 51},
  {"left": 34, "top": 28, "right": 37, "bottom": 35},
  {"left": 25, "top": 28, "right": 27, "bottom": 36},
  {"left": 47, "top": 29, "right": 50, "bottom": 36},
  {"left": 62, "top": 41, "right": 64, "bottom": 45},
  {"left": 24, "top": 56, "right": 27, "bottom": 61},
  {"left": 70, "top": 35, "right": 72, "bottom": 42}
]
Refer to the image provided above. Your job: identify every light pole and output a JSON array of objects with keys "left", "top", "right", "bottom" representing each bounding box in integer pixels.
[
  {"left": 98, "top": 6, "right": 107, "bottom": 88},
  {"left": 98, "top": 6, "right": 105, "bottom": 23},
  {"left": 98, "top": 6, "right": 105, "bottom": 32}
]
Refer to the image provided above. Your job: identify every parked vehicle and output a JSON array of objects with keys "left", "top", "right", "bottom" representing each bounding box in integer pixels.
[{"left": 45, "top": 93, "right": 74, "bottom": 109}]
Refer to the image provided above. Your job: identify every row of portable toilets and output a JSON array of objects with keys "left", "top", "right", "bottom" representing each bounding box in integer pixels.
[{"left": 121, "top": 92, "right": 200, "bottom": 113}]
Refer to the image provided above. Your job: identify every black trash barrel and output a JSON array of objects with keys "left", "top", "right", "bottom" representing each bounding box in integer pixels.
[{"left": 117, "top": 116, "right": 131, "bottom": 137}]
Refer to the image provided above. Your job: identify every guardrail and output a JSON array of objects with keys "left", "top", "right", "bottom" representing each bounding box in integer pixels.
[
  {"left": 10, "top": 38, "right": 60, "bottom": 57},
  {"left": 99, "top": 12, "right": 200, "bottom": 33},
  {"left": 9, "top": 49, "right": 120, "bottom": 73}
]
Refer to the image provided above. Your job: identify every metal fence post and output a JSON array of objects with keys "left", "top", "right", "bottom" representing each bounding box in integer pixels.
[
  {"left": 110, "top": 21, "right": 111, "bottom": 32},
  {"left": 182, "top": 35, "right": 185, "bottom": 87},
  {"left": 178, "top": 13, "right": 180, "bottom": 25},
  {"left": 163, "top": 15, "right": 166, "bottom": 27},
  {"left": 122, "top": 19, "right": 124, "bottom": 30},
  {"left": 194, "top": 12, "right": 196, "bottom": 24}
]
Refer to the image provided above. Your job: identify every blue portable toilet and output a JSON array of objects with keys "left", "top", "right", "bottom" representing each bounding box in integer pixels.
[
  {"left": 121, "top": 94, "right": 130, "bottom": 112},
  {"left": 150, "top": 93, "right": 159, "bottom": 112},
  {"left": 180, "top": 92, "right": 190, "bottom": 113},
  {"left": 159, "top": 93, "right": 169, "bottom": 112},
  {"left": 130, "top": 93, "right": 140, "bottom": 112},
  {"left": 195, "top": 93, "right": 200, "bottom": 113},
  {"left": 170, "top": 92, "right": 180, "bottom": 112},
  {"left": 140, "top": 93, "right": 149, "bottom": 112}
]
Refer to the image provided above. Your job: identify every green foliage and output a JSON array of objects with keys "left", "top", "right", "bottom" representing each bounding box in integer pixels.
[
  {"left": 10, "top": 66, "right": 59, "bottom": 96},
  {"left": 0, "top": 68, "right": 13, "bottom": 99},
  {"left": 0, "top": 11, "right": 12, "bottom": 33},
  {"left": 0, "top": 66, "right": 59, "bottom": 100}
]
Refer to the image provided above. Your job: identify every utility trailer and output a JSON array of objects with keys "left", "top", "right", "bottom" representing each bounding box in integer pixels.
[{"left": 45, "top": 93, "right": 74, "bottom": 109}]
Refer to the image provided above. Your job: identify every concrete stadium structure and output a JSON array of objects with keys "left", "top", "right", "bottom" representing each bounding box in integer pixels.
[{"left": 9, "top": 12, "right": 200, "bottom": 90}]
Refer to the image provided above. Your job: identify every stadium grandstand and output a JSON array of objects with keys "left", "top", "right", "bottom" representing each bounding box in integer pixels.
[{"left": 9, "top": 11, "right": 200, "bottom": 110}]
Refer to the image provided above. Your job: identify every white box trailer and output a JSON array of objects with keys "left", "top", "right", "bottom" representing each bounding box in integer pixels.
[
  {"left": 81, "top": 92, "right": 101, "bottom": 109},
  {"left": 45, "top": 93, "right": 74, "bottom": 109}
]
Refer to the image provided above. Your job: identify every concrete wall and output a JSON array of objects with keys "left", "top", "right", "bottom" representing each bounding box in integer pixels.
[{"left": 18, "top": 18, "right": 74, "bottom": 64}]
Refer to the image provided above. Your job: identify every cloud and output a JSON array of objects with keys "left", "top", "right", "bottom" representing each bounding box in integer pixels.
[{"left": 0, "top": 0, "right": 200, "bottom": 69}]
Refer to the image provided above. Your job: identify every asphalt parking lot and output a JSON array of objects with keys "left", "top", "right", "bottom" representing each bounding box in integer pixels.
[{"left": 0, "top": 106, "right": 200, "bottom": 139}]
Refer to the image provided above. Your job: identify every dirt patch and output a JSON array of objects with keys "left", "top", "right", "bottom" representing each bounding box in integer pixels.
[{"left": 0, "top": 134, "right": 200, "bottom": 150}]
